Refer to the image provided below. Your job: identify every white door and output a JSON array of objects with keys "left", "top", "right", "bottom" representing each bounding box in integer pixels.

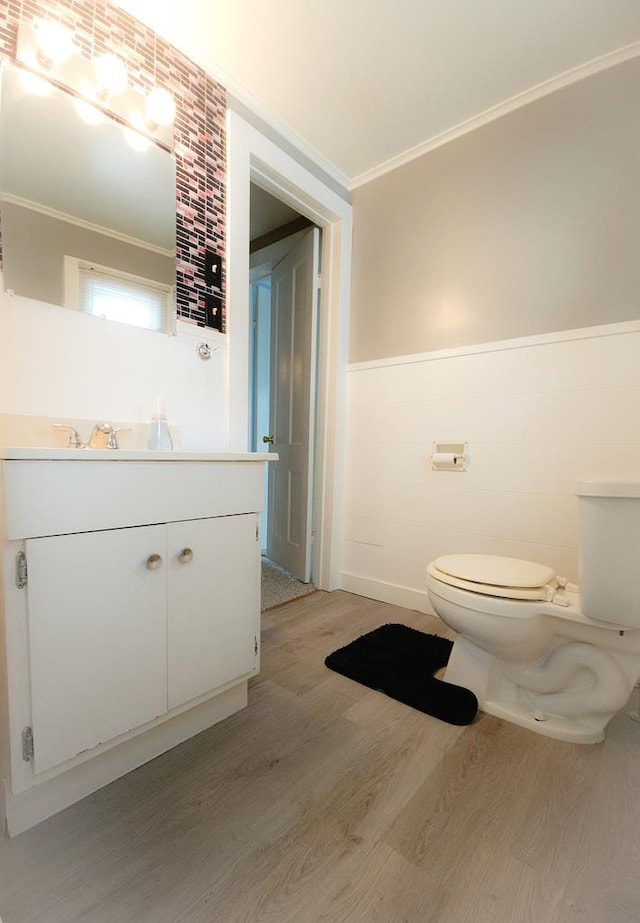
[
  {"left": 265, "top": 227, "right": 320, "bottom": 582},
  {"left": 26, "top": 526, "right": 168, "bottom": 774},
  {"left": 167, "top": 514, "right": 259, "bottom": 709}
]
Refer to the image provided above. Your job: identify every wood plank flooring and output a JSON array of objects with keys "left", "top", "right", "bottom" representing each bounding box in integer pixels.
[{"left": 0, "top": 589, "right": 639, "bottom": 922}]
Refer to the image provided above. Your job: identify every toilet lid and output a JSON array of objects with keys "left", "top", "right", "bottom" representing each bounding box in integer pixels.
[{"left": 429, "top": 554, "right": 558, "bottom": 601}]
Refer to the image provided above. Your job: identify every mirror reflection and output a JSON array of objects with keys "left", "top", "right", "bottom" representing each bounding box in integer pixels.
[{"left": 0, "top": 65, "right": 176, "bottom": 330}]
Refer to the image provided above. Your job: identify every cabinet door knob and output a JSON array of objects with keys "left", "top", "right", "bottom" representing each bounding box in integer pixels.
[
  {"left": 146, "top": 553, "right": 163, "bottom": 570},
  {"left": 179, "top": 548, "right": 194, "bottom": 564}
]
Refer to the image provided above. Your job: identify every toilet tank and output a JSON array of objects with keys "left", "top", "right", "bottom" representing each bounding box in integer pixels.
[{"left": 576, "top": 475, "right": 640, "bottom": 628}]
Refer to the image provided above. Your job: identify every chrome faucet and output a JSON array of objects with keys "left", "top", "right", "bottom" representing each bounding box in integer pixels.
[
  {"left": 53, "top": 422, "right": 131, "bottom": 449},
  {"left": 88, "top": 422, "right": 132, "bottom": 450},
  {"left": 53, "top": 424, "right": 84, "bottom": 448}
]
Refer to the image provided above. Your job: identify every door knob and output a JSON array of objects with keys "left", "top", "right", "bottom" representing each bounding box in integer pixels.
[
  {"left": 146, "top": 553, "right": 163, "bottom": 570},
  {"left": 262, "top": 434, "right": 275, "bottom": 445},
  {"left": 179, "top": 548, "right": 193, "bottom": 564}
]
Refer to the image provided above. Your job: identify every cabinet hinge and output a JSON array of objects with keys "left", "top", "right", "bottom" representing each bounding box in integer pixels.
[
  {"left": 15, "top": 551, "right": 27, "bottom": 589},
  {"left": 255, "top": 524, "right": 259, "bottom": 541},
  {"left": 254, "top": 636, "right": 259, "bottom": 656},
  {"left": 22, "top": 726, "right": 34, "bottom": 762}
]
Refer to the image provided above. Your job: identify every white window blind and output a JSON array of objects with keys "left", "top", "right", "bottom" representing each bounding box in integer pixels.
[
  {"left": 79, "top": 264, "right": 169, "bottom": 331},
  {"left": 64, "top": 257, "right": 173, "bottom": 333}
]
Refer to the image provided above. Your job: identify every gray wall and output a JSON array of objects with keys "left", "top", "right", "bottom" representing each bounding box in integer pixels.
[
  {"left": 349, "top": 56, "right": 640, "bottom": 364},
  {"left": 1, "top": 202, "right": 174, "bottom": 307}
]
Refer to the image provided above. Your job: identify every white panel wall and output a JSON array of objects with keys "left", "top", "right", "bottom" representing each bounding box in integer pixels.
[
  {"left": 340, "top": 323, "right": 640, "bottom": 612},
  {"left": 0, "top": 278, "right": 227, "bottom": 451}
]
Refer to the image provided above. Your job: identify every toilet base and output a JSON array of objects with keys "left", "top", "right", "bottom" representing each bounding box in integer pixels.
[
  {"left": 481, "top": 698, "right": 604, "bottom": 744},
  {"left": 445, "top": 636, "right": 611, "bottom": 744}
]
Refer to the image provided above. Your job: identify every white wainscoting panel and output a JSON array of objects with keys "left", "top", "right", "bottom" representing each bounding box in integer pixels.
[{"left": 341, "top": 324, "right": 640, "bottom": 612}]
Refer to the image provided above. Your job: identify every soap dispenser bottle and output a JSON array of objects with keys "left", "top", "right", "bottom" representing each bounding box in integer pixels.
[{"left": 146, "top": 397, "right": 173, "bottom": 451}]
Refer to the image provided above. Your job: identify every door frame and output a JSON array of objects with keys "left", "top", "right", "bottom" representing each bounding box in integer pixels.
[{"left": 226, "top": 111, "right": 352, "bottom": 591}]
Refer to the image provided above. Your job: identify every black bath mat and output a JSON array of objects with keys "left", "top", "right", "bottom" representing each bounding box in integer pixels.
[{"left": 325, "top": 623, "right": 477, "bottom": 726}]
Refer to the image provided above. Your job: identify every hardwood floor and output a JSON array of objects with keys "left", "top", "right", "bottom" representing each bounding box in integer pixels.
[{"left": 0, "top": 589, "right": 638, "bottom": 922}]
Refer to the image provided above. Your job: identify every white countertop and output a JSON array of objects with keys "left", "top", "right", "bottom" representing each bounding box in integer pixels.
[{"left": 1, "top": 447, "right": 279, "bottom": 462}]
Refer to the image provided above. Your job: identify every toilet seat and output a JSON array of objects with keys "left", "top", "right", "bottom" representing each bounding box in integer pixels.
[{"left": 428, "top": 554, "right": 570, "bottom": 605}]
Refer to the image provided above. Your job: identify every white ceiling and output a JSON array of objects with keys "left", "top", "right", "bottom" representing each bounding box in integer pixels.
[{"left": 115, "top": 1, "right": 640, "bottom": 187}]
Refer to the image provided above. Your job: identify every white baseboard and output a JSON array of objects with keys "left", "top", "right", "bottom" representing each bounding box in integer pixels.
[
  {"left": 3, "top": 682, "right": 247, "bottom": 837},
  {"left": 338, "top": 571, "right": 434, "bottom": 614}
]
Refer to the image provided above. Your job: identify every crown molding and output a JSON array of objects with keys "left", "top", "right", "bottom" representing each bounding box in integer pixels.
[{"left": 351, "top": 41, "right": 640, "bottom": 190}]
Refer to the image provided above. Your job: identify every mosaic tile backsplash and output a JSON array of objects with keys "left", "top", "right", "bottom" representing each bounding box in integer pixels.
[{"left": 0, "top": 0, "right": 226, "bottom": 330}]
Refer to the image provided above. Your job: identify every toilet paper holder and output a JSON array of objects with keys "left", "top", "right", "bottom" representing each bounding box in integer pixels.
[{"left": 431, "top": 442, "right": 468, "bottom": 471}]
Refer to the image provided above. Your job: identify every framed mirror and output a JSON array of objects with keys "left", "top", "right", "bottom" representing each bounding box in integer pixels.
[{"left": 0, "top": 64, "right": 176, "bottom": 332}]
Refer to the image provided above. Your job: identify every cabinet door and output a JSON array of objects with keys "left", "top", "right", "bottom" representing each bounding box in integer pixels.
[
  {"left": 167, "top": 514, "right": 259, "bottom": 709},
  {"left": 26, "top": 526, "right": 168, "bottom": 774}
]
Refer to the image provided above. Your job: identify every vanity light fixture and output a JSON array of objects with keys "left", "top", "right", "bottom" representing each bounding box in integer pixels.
[
  {"left": 17, "top": 67, "right": 51, "bottom": 97},
  {"left": 34, "top": 19, "right": 74, "bottom": 69},
  {"left": 123, "top": 122, "right": 152, "bottom": 152},
  {"left": 15, "top": 20, "right": 176, "bottom": 150},
  {"left": 146, "top": 87, "right": 176, "bottom": 129},
  {"left": 93, "top": 53, "right": 128, "bottom": 101},
  {"left": 73, "top": 96, "right": 105, "bottom": 126}
]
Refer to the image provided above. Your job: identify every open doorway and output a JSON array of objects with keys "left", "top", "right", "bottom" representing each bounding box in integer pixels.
[
  {"left": 249, "top": 183, "right": 321, "bottom": 605},
  {"left": 226, "top": 111, "right": 353, "bottom": 596}
]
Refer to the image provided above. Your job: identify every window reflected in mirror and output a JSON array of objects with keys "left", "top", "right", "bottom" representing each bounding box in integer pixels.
[{"left": 0, "top": 64, "right": 176, "bottom": 333}]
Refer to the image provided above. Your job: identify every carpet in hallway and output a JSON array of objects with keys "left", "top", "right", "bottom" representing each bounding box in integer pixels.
[{"left": 261, "top": 557, "right": 315, "bottom": 610}]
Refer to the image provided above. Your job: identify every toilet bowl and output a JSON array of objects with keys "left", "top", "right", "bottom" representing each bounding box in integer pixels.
[{"left": 426, "top": 476, "right": 640, "bottom": 743}]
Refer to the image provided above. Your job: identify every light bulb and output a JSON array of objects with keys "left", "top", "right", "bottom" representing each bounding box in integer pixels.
[
  {"left": 146, "top": 87, "right": 176, "bottom": 128},
  {"left": 123, "top": 123, "right": 151, "bottom": 152},
  {"left": 74, "top": 97, "right": 104, "bottom": 125},
  {"left": 94, "top": 53, "right": 128, "bottom": 98},
  {"left": 35, "top": 19, "right": 73, "bottom": 67},
  {"left": 19, "top": 68, "right": 52, "bottom": 96}
]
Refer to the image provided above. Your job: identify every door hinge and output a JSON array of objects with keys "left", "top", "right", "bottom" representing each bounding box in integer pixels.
[
  {"left": 15, "top": 551, "right": 27, "bottom": 589},
  {"left": 255, "top": 523, "right": 260, "bottom": 541},
  {"left": 22, "top": 726, "right": 34, "bottom": 762},
  {"left": 254, "top": 636, "right": 259, "bottom": 656}
]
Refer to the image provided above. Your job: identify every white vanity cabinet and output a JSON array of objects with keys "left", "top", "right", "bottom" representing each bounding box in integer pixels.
[
  {"left": 0, "top": 449, "right": 274, "bottom": 835},
  {"left": 167, "top": 513, "right": 258, "bottom": 710},
  {"left": 26, "top": 524, "right": 169, "bottom": 775}
]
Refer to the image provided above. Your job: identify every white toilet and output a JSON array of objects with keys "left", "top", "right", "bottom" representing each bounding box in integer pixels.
[{"left": 426, "top": 475, "right": 640, "bottom": 743}]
